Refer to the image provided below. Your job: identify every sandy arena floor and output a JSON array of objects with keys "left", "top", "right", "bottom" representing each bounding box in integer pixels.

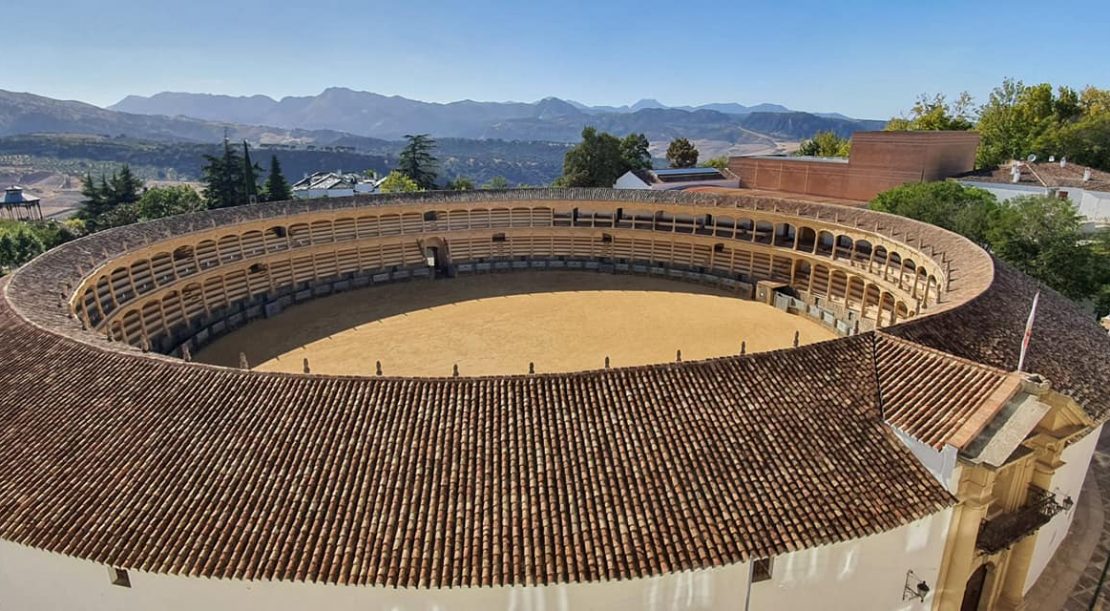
[{"left": 197, "top": 272, "right": 836, "bottom": 377}]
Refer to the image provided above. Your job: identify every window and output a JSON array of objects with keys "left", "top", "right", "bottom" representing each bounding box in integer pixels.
[
  {"left": 492, "top": 233, "right": 507, "bottom": 242},
  {"left": 423, "top": 211, "right": 438, "bottom": 221},
  {"left": 110, "top": 567, "right": 131, "bottom": 588},
  {"left": 752, "top": 557, "right": 773, "bottom": 583},
  {"left": 269, "top": 226, "right": 288, "bottom": 238},
  {"left": 601, "top": 233, "right": 613, "bottom": 243}
]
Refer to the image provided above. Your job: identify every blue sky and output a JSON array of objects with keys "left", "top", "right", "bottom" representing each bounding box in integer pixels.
[{"left": 3, "top": 0, "right": 1107, "bottom": 118}]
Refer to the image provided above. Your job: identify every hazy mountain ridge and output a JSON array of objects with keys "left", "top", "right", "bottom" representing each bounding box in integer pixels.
[{"left": 109, "top": 88, "right": 885, "bottom": 142}]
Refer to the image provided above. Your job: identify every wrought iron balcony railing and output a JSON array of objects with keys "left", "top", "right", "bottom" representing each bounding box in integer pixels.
[{"left": 976, "top": 486, "right": 1073, "bottom": 555}]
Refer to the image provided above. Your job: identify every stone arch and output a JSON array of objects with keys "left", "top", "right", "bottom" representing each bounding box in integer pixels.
[
  {"left": 796, "top": 226, "right": 817, "bottom": 252},
  {"left": 835, "top": 235, "right": 853, "bottom": 260},
  {"left": 774, "top": 223, "right": 796, "bottom": 248},
  {"left": 854, "top": 239, "right": 873, "bottom": 265},
  {"left": 752, "top": 220, "right": 773, "bottom": 244},
  {"left": 816, "top": 231, "right": 835, "bottom": 256}
]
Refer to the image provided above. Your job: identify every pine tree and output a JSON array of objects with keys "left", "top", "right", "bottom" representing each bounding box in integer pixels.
[
  {"left": 666, "top": 138, "right": 699, "bottom": 168},
  {"left": 108, "top": 165, "right": 143, "bottom": 206},
  {"left": 78, "top": 173, "right": 109, "bottom": 221},
  {"left": 77, "top": 167, "right": 144, "bottom": 231},
  {"left": 397, "top": 134, "right": 439, "bottom": 189},
  {"left": 201, "top": 139, "right": 244, "bottom": 208},
  {"left": 262, "top": 155, "right": 292, "bottom": 201}
]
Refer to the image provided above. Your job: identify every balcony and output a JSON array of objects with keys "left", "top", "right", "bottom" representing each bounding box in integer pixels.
[{"left": 976, "top": 486, "right": 1073, "bottom": 555}]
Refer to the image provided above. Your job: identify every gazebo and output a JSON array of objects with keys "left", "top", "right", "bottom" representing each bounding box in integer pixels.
[{"left": 1, "top": 186, "right": 43, "bottom": 221}]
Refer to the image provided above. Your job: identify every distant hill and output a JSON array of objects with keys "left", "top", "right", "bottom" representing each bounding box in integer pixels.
[
  {"left": 110, "top": 88, "right": 886, "bottom": 143},
  {"left": 0, "top": 133, "right": 571, "bottom": 187},
  {"left": 0, "top": 89, "right": 366, "bottom": 146}
]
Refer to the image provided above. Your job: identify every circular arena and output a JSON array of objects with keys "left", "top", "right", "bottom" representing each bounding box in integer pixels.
[{"left": 1, "top": 189, "right": 1109, "bottom": 610}]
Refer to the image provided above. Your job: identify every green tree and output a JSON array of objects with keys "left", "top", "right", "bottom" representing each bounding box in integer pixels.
[
  {"left": 556, "top": 127, "right": 628, "bottom": 187},
  {"left": 620, "top": 133, "right": 652, "bottom": 170},
  {"left": 201, "top": 139, "right": 245, "bottom": 208},
  {"left": 0, "top": 224, "right": 46, "bottom": 271},
  {"left": 78, "top": 172, "right": 110, "bottom": 221},
  {"left": 974, "top": 80, "right": 1092, "bottom": 169},
  {"left": 379, "top": 170, "right": 422, "bottom": 193},
  {"left": 1042, "top": 111, "right": 1110, "bottom": 171},
  {"left": 482, "top": 176, "right": 510, "bottom": 190},
  {"left": 397, "top": 134, "right": 439, "bottom": 189},
  {"left": 703, "top": 156, "right": 729, "bottom": 170},
  {"left": 796, "top": 131, "right": 852, "bottom": 157},
  {"left": 869, "top": 181, "right": 999, "bottom": 245},
  {"left": 262, "top": 155, "right": 292, "bottom": 201},
  {"left": 886, "top": 92, "right": 975, "bottom": 131},
  {"left": 985, "top": 195, "right": 1099, "bottom": 300},
  {"left": 241, "top": 141, "right": 260, "bottom": 203},
  {"left": 76, "top": 165, "right": 144, "bottom": 231},
  {"left": 446, "top": 177, "right": 475, "bottom": 190},
  {"left": 666, "top": 138, "right": 699, "bottom": 168},
  {"left": 135, "top": 186, "right": 206, "bottom": 220}
]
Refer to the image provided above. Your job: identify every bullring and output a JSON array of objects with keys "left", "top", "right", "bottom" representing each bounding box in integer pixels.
[{"left": 0, "top": 188, "right": 1108, "bottom": 610}]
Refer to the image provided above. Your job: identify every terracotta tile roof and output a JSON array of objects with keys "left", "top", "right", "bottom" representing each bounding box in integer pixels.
[
  {"left": 875, "top": 333, "right": 1021, "bottom": 449},
  {"left": 2, "top": 190, "right": 1104, "bottom": 589},
  {"left": 958, "top": 161, "right": 1110, "bottom": 192},
  {"left": 889, "top": 259, "right": 1110, "bottom": 422},
  {"left": 0, "top": 294, "right": 952, "bottom": 586}
]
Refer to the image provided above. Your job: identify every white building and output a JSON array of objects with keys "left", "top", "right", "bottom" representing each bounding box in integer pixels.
[
  {"left": 291, "top": 171, "right": 384, "bottom": 200},
  {"left": 614, "top": 167, "right": 740, "bottom": 191},
  {"left": 957, "top": 159, "right": 1110, "bottom": 232}
]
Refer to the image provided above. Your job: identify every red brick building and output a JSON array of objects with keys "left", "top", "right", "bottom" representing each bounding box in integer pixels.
[{"left": 728, "top": 131, "right": 980, "bottom": 203}]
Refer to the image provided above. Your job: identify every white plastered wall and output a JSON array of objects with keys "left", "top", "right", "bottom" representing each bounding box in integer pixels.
[
  {"left": 0, "top": 511, "right": 953, "bottom": 611},
  {"left": 748, "top": 510, "right": 953, "bottom": 611},
  {"left": 1023, "top": 423, "right": 1103, "bottom": 594}
]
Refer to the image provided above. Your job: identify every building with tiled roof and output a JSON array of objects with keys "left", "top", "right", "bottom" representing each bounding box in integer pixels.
[
  {"left": 0, "top": 188, "right": 1107, "bottom": 610},
  {"left": 957, "top": 159, "right": 1110, "bottom": 232}
]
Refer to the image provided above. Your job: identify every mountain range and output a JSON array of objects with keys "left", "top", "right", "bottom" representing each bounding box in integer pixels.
[
  {"left": 108, "top": 87, "right": 885, "bottom": 143},
  {"left": 0, "top": 88, "right": 886, "bottom": 157}
]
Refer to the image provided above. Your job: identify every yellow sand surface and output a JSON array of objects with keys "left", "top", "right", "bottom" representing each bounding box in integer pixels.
[{"left": 197, "top": 272, "right": 835, "bottom": 377}]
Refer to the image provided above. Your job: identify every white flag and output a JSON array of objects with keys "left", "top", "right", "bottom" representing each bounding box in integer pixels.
[{"left": 1018, "top": 291, "right": 1040, "bottom": 372}]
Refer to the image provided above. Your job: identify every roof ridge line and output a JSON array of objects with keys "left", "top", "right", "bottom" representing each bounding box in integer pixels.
[{"left": 875, "top": 330, "right": 1015, "bottom": 377}]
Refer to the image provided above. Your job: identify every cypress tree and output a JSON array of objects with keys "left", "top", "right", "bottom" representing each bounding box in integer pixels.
[
  {"left": 242, "top": 141, "right": 259, "bottom": 203},
  {"left": 263, "top": 155, "right": 292, "bottom": 202}
]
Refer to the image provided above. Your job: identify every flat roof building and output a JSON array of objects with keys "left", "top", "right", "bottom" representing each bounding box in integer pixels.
[
  {"left": 614, "top": 167, "right": 740, "bottom": 190},
  {"left": 729, "top": 131, "right": 980, "bottom": 203}
]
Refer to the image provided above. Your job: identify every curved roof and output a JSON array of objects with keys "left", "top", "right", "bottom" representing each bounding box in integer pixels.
[{"left": 0, "top": 189, "right": 1106, "bottom": 588}]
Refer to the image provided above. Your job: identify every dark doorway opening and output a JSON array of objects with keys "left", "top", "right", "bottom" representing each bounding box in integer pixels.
[{"left": 961, "top": 564, "right": 989, "bottom": 611}]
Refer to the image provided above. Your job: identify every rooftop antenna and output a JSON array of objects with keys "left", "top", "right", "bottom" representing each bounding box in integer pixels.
[{"left": 1027, "top": 153, "right": 1037, "bottom": 163}]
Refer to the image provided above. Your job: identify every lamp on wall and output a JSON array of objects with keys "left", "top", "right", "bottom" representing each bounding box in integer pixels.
[{"left": 903, "top": 570, "right": 930, "bottom": 602}]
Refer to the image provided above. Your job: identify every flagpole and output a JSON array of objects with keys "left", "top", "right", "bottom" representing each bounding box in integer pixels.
[{"left": 1017, "top": 291, "right": 1040, "bottom": 372}]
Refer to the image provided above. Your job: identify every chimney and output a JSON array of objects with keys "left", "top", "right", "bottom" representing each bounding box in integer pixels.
[
  {"left": 1060, "top": 157, "right": 1067, "bottom": 168},
  {"left": 1084, "top": 168, "right": 1092, "bottom": 182},
  {"left": 1049, "top": 155, "right": 1055, "bottom": 162},
  {"left": 1011, "top": 165, "right": 1021, "bottom": 183}
]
